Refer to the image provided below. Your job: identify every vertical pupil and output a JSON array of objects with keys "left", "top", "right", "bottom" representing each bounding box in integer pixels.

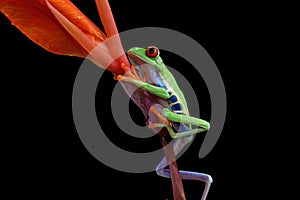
[{"left": 149, "top": 48, "right": 156, "bottom": 54}]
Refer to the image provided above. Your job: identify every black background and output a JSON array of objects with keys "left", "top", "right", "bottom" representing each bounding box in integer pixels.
[{"left": 1, "top": 1, "right": 285, "bottom": 199}]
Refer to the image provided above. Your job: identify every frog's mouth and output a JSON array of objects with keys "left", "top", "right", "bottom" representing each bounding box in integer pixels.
[
  {"left": 127, "top": 51, "right": 150, "bottom": 67},
  {"left": 127, "top": 51, "right": 162, "bottom": 85},
  {"left": 127, "top": 51, "right": 156, "bottom": 73}
]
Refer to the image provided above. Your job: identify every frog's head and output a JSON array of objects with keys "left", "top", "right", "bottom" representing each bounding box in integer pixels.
[{"left": 127, "top": 46, "right": 164, "bottom": 72}]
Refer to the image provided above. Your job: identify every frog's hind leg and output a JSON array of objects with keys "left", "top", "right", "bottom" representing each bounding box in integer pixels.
[
  {"left": 162, "top": 108, "right": 210, "bottom": 138},
  {"left": 156, "top": 137, "right": 213, "bottom": 200}
]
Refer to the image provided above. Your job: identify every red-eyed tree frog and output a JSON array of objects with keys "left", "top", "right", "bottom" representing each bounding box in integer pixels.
[{"left": 117, "top": 46, "right": 213, "bottom": 200}]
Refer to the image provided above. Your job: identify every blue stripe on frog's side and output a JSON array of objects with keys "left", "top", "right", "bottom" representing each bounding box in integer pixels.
[
  {"left": 168, "top": 95, "right": 178, "bottom": 104},
  {"left": 171, "top": 103, "right": 183, "bottom": 111},
  {"left": 153, "top": 76, "right": 185, "bottom": 115}
]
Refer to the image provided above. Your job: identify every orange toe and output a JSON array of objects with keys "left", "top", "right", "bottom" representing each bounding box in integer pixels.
[
  {"left": 148, "top": 123, "right": 155, "bottom": 129},
  {"left": 116, "top": 75, "right": 123, "bottom": 81},
  {"left": 121, "top": 63, "right": 129, "bottom": 72}
]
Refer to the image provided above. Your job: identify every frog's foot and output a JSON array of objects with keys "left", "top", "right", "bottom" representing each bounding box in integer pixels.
[
  {"left": 148, "top": 106, "right": 172, "bottom": 129},
  {"left": 114, "top": 63, "right": 146, "bottom": 82}
]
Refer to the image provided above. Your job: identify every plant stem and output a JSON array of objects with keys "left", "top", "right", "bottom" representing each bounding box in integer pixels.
[
  {"left": 124, "top": 88, "right": 186, "bottom": 199},
  {"left": 160, "top": 130, "right": 186, "bottom": 200}
]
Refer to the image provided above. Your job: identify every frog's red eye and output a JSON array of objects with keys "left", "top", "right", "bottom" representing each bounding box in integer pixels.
[{"left": 146, "top": 46, "right": 159, "bottom": 58}]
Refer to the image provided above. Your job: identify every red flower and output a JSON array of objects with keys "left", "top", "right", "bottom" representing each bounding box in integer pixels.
[{"left": 0, "top": 0, "right": 129, "bottom": 74}]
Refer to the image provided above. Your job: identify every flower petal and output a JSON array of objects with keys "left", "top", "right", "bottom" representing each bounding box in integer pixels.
[
  {"left": 0, "top": 0, "right": 126, "bottom": 74},
  {"left": 46, "top": 1, "right": 112, "bottom": 65},
  {"left": 46, "top": 0, "right": 124, "bottom": 74},
  {"left": 95, "top": 0, "right": 130, "bottom": 69},
  {"left": 46, "top": 0, "right": 106, "bottom": 45},
  {"left": 0, "top": 0, "right": 87, "bottom": 57}
]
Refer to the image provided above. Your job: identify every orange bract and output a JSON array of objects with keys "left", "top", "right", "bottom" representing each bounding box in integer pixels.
[
  {"left": 0, "top": 0, "right": 128, "bottom": 74},
  {"left": 47, "top": 0, "right": 106, "bottom": 43},
  {"left": 0, "top": 0, "right": 88, "bottom": 57}
]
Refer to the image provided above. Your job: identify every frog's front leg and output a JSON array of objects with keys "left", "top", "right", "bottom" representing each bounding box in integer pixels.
[{"left": 115, "top": 63, "right": 170, "bottom": 99}]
